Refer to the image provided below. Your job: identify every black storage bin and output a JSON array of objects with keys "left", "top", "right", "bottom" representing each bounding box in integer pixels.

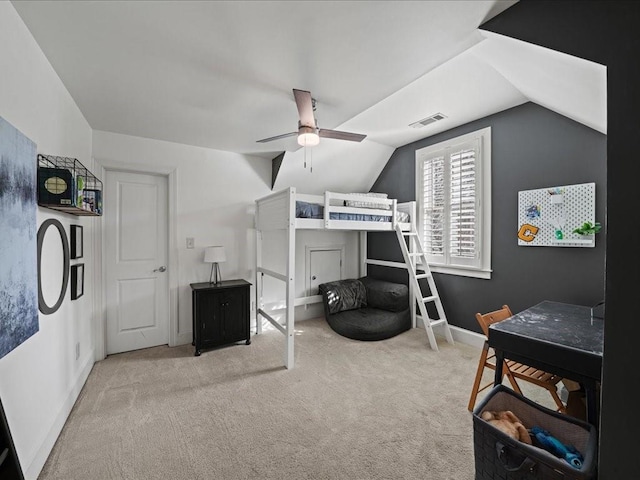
[{"left": 473, "top": 385, "right": 597, "bottom": 480}]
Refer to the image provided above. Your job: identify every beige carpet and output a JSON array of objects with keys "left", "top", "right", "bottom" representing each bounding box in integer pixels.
[{"left": 38, "top": 318, "right": 555, "bottom": 480}]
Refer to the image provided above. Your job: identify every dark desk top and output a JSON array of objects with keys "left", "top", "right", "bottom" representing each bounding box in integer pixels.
[
  {"left": 491, "top": 300, "right": 603, "bottom": 356},
  {"left": 489, "top": 300, "right": 603, "bottom": 381}
]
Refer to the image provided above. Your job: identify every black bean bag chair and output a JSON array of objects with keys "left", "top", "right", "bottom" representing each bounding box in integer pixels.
[{"left": 318, "top": 276, "right": 411, "bottom": 341}]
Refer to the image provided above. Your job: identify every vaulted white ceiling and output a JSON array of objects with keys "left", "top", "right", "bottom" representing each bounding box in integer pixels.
[{"left": 12, "top": 1, "right": 606, "bottom": 194}]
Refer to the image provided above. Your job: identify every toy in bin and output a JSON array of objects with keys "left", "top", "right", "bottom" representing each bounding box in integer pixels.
[
  {"left": 530, "top": 426, "right": 583, "bottom": 469},
  {"left": 481, "top": 411, "right": 584, "bottom": 469}
]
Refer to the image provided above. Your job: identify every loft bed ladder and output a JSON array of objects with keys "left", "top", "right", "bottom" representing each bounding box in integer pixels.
[{"left": 395, "top": 224, "right": 453, "bottom": 351}]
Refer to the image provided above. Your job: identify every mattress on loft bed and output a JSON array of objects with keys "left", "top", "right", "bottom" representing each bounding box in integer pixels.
[{"left": 295, "top": 201, "right": 410, "bottom": 223}]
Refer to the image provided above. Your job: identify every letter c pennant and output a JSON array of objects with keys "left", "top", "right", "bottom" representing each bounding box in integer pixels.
[{"left": 518, "top": 224, "right": 539, "bottom": 242}]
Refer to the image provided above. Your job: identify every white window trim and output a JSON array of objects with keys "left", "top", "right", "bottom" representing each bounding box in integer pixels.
[{"left": 415, "top": 127, "right": 492, "bottom": 279}]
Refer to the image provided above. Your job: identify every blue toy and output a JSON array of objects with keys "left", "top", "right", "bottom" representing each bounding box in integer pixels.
[{"left": 530, "top": 426, "right": 583, "bottom": 469}]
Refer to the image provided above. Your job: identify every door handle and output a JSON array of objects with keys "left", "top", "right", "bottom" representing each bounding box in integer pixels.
[
  {"left": 154, "top": 266, "right": 167, "bottom": 273},
  {"left": 311, "top": 275, "right": 317, "bottom": 280}
]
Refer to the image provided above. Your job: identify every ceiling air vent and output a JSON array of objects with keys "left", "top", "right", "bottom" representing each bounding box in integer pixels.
[{"left": 409, "top": 113, "right": 447, "bottom": 128}]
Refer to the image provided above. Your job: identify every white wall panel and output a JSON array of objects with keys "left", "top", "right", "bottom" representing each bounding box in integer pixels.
[{"left": 0, "top": 3, "right": 94, "bottom": 478}]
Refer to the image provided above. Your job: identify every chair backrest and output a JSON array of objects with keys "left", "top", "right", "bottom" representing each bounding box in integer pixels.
[{"left": 475, "top": 304, "right": 513, "bottom": 337}]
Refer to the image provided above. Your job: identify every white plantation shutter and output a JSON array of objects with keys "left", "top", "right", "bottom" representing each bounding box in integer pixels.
[
  {"left": 449, "top": 146, "right": 477, "bottom": 262},
  {"left": 422, "top": 155, "right": 445, "bottom": 259},
  {"left": 417, "top": 128, "right": 490, "bottom": 276}
]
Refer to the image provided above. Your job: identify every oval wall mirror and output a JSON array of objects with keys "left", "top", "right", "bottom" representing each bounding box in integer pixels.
[{"left": 37, "top": 219, "right": 69, "bottom": 315}]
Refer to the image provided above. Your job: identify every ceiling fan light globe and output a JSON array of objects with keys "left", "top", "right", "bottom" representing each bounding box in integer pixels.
[{"left": 297, "top": 131, "right": 320, "bottom": 147}]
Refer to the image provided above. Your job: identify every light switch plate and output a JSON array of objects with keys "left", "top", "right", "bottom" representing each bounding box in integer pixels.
[{"left": 186, "top": 237, "right": 195, "bottom": 249}]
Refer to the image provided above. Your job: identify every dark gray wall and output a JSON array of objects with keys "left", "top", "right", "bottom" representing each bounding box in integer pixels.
[{"left": 368, "top": 102, "right": 606, "bottom": 333}]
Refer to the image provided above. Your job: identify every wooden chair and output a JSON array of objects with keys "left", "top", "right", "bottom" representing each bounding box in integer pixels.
[{"left": 467, "top": 304, "right": 566, "bottom": 413}]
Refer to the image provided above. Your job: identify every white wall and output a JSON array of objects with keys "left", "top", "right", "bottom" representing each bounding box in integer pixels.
[
  {"left": 1, "top": 5, "right": 363, "bottom": 477},
  {"left": 92, "top": 131, "right": 274, "bottom": 342},
  {"left": 0, "top": 3, "right": 95, "bottom": 479}
]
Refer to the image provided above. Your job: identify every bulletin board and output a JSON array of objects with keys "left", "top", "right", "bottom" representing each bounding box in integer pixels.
[{"left": 517, "top": 182, "right": 596, "bottom": 247}]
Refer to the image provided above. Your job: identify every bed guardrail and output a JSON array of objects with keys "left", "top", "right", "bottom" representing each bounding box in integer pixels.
[
  {"left": 323, "top": 191, "right": 399, "bottom": 230},
  {"left": 255, "top": 187, "right": 295, "bottom": 232}
]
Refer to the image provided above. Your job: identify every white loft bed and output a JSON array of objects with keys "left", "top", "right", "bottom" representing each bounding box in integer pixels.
[{"left": 254, "top": 187, "right": 419, "bottom": 369}]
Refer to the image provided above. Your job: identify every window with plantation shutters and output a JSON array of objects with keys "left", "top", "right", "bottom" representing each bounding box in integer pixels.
[{"left": 416, "top": 127, "right": 492, "bottom": 279}]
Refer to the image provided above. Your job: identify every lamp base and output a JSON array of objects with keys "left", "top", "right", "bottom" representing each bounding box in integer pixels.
[{"left": 209, "top": 262, "right": 222, "bottom": 285}]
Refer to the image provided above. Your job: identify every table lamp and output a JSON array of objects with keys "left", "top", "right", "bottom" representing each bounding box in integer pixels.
[{"left": 204, "top": 246, "right": 226, "bottom": 285}]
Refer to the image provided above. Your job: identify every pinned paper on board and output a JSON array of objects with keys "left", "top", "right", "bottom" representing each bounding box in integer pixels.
[{"left": 518, "top": 182, "right": 596, "bottom": 247}]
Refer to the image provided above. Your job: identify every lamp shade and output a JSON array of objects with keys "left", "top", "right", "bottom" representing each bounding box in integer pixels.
[{"left": 204, "top": 246, "right": 226, "bottom": 263}]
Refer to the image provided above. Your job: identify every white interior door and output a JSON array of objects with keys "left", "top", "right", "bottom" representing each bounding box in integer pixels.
[
  {"left": 308, "top": 249, "right": 342, "bottom": 295},
  {"left": 105, "top": 170, "right": 169, "bottom": 354}
]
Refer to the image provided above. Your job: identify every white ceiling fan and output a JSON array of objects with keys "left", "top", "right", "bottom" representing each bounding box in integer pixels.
[{"left": 256, "top": 89, "right": 367, "bottom": 147}]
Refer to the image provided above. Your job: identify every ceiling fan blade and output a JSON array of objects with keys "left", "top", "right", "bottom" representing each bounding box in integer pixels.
[
  {"left": 318, "top": 129, "right": 367, "bottom": 142},
  {"left": 256, "top": 131, "right": 297, "bottom": 143},
  {"left": 293, "top": 89, "right": 316, "bottom": 128}
]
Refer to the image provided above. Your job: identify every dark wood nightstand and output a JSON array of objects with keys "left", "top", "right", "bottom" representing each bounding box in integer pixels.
[{"left": 190, "top": 279, "right": 251, "bottom": 356}]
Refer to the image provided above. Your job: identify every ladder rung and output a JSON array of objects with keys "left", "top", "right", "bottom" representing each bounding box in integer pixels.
[
  {"left": 415, "top": 273, "right": 431, "bottom": 279},
  {"left": 422, "top": 295, "right": 438, "bottom": 303},
  {"left": 417, "top": 315, "right": 447, "bottom": 327},
  {"left": 403, "top": 231, "right": 419, "bottom": 236},
  {"left": 428, "top": 319, "right": 447, "bottom": 327}
]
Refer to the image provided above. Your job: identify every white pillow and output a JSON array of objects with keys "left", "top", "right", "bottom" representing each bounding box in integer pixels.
[{"left": 344, "top": 192, "right": 390, "bottom": 209}]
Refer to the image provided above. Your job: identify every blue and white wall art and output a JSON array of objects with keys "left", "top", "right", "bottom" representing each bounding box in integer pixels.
[{"left": 0, "top": 116, "right": 39, "bottom": 359}]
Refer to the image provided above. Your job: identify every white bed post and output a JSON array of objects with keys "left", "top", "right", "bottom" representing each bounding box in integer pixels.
[
  {"left": 409, "top": 201, "right": 417, "bottom": 328},
  {"left": 285, "top": 188, "right": 296, "bottom": 369},
  {"left": 359, "top": 231, "right": 367, "bottom": 277},
  {"left": 255, "top": 228, "right": 263, "bottom": 335},
  {"left": 408, "top": 238, "right": 417, "bottom": 329}
]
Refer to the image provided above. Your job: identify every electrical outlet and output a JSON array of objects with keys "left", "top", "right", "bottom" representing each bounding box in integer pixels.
[
  {"left": 251, "top": 300, "right": 256, "bottom": 311},
  {"left": 186, "top": 237, "right": 195, "bottom": 249},
  {"left": 75, "top": 342, "right": 80, "bottom": 360}
]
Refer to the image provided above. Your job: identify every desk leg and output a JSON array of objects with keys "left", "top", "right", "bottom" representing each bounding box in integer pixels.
[
  {"left": 584, "top": 380, "right": 599, "bottom": 428},
  {"left": 494, "top": 350, "right": 504, "bottom": 386}
]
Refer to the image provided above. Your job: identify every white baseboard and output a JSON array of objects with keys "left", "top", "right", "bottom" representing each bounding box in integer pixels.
[
  {"left": 415, "top": 317, "right": 485, "bottom": 349},
  {"left": 449, "top": 325, "right": 486, "bottom": 349},
  {"left": 25, "top": 351, "right": 95, "bottom": 480},
  {"left": 175, "top": 332, "right": 193, "bottom": 347}
]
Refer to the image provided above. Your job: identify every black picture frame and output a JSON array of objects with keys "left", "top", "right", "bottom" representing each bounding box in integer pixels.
[
  {"left": 70, "top": 224, "right": 83, "bottom": 259},
  {"left": 71, "top": 263, "right": 84, "bottom": 300}
]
